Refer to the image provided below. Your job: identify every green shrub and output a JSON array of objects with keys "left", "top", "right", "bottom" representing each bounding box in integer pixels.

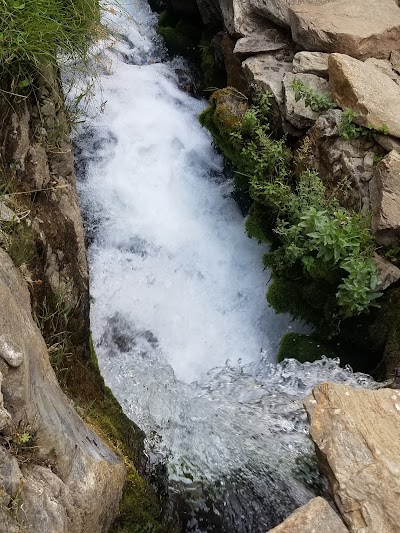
[
  {"left": 0, "top": 0, "right": 102, "bottom": 88},
  {"left": 277, "top": 332, "right": 338, "bottom": 363},
  {"left": 291, "top": 79, "right": 336, "bottom": 112}
]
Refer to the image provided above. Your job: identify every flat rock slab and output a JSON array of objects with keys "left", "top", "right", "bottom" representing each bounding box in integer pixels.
[
  {"left": 329, "top": 53, "right": 400, "bottom": 138},
  {"left": 373, "top": 253, "right": 400, "bottom": 290},
  {"left": 249, "top": 0, "right": 332, "bottom": 28},
  {"left": 234, "top": 33, "right": 288, "bottom": 58},
  {"left": 266, "top": 497, "right": 348, "bottom": 532},
  {"left": 283, "top": 72, "right": 331, "bottom": 128},
  {"left": 289, "top": 0, "right": 400, "bottom": 60},
  {"left": 370, "top": 150, "right": 400, "bottom": 246},
  {"left": 305, "top": 382, "right": 400, "bottom": 533},
  {"left": 292, "top": 51, "right": 329, "bottom": 78},
  {"left": 243, "top": 53, "right": 293, "bottom": 107}
]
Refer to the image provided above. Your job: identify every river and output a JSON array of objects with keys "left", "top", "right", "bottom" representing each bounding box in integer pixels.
[{"left": 72, "top": 1, "right": 373, "bottom": 531}]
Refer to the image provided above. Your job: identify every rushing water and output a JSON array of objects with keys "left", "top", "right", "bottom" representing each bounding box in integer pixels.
[{"left": 72, "top": 2, "right": 375, "bottom": 531}]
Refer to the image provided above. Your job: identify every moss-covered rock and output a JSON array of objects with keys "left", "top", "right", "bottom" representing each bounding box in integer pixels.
[{"left": 278, "top": 333, "right": 338, "bottom": 363}]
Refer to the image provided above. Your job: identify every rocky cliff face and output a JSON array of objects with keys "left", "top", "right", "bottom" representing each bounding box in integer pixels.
[{"left": 0, "top": 70, "right": 161, "bottom": 532}]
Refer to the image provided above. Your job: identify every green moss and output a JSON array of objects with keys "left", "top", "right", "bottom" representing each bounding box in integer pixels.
[
  {"left": 199, "top": 40, "right": 226, "bottom": 91},
  {"left": 158, "top": 9, "right": 177, "bottom": 28},
  {"left": 278, "top": 333, "right": 338, "bottom": 363},
  {"left": 157, "top": 26, "right": 196, "bottom": 55}
]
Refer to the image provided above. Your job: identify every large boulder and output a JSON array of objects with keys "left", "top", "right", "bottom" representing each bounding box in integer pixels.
[
  {"left": 266, "top": 497, "right": 348, "bottom": 532},
  {"left": 305, "top": 382, "right": 400, "bottom": 533},
  {"left": 0, "top": 249, "right": 125, "bottom": 532},
  {"left": 249, "top": 0, "right": 332, "bottom": 28},
  {"left": 329, "top": 53, "right": 400, "bottom": 138},
  {"left": 370, "top": 150, "right": 400, "bottom": 246},
  {"left": 289, "top": 0, "right": 400, "bottom": 60}
]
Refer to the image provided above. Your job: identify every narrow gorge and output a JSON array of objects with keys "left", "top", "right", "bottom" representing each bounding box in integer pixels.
[{"left": 0, "top": 0, "right": 399, "bottom": 532}]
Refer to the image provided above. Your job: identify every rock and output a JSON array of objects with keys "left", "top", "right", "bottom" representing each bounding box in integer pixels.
[
  {"left": 0, "top": 335, "right": 24, "bottom": 367},
  {"left": 0, "top": 373, "right": 12, "bottom": 432},
  {"left": 375, "top": 134, "right": 400, "bottom": 153},
  {"left": 0, "top": 202, "right": 15, "bottom": 223},
  {"left": 243, "top": 52, "right": 293, "bottom": 125},
  {"left": 197, "top": 0, "right": 223, "bottom": 25},
  {"left": 329, "top": 53, "right": 400, "bottom": 138},
  {"left": 233, "top": 33, "right": 288, "bottom": 58},
  {"left": 304, "top": 109, "right": 382, "bottom": 211},
  {"left": 292, "top": 51, "right": 329, "bottom": 78},
  {"left": 249, "top": 0, "right": 331, "bottom": 28},
  {"left": 217, "top": 0, "right": 277, "bottom": 36},
  {"left": 289, "top": 0, "right": 400, "bottom": 60},
  {"left": 220, "top": 33, "right": 249, "bottom": 94},
  {"left": 283, "top": 72, "right": 331, "bottom": 129},
  {"left": 373, "top": 253, "right": 400, "bottom": 290},
  {"left": 305, "top": 382, "right": 400, "bottom": 533},
  {"left": 370, "top": 150, "right": 400, "bottom": 246},
  {"left": 390, "top": 50, "right": 400, "bottom": 73},
  {"left": 365, "top": 58, "right": 400, "bottom": 84},
  {"left": 0, "top": 448, "right": 23, "bottom": 501},
  {"left": 0, "top": 249, "right": 125, "bottom": 532},
  {"left": 266, "top": 497, "right": 349, "bottom": 532}
]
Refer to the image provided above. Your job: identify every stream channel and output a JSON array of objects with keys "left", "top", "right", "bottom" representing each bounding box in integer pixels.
[{"left": 72, "top": 1, "right": 374, "bottom": 531}]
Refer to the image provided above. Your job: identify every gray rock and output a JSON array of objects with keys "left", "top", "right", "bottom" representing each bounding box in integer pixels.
[
  {"left": 0, "top": 447, "right": 23, "bottom": 501},
  {"left": 0, "top": 249, "right": 125, "bottom": 532},
  {"left": 289, "top": 0, "right": 400, "bottom": 60},
  {"left": 233, "top": 34, "right": 288, "bottom": 58},
  {"left": 292, "top": 51, "right": 329, "bottom": 78},
  {"left": 0, "top": 203, "right": 16, "bottom": 223},
  {"left": 242, "top": 52, "right": 293, "bottom": 109},
  {"left": 248, "top": 0, "right": 332, "bottom": 28},
  {"left": 390, "top": 50, "right": 400, "bottom": 73},
  {"left": 305, "top": 382, "right": 400, "bottom": 533},
  {"left": 283, "top": 72, "right": 331, "bottom": 129},
  {"left": 217, "top": 0, "right": 276, "bottom": 36},
  {"left": 373, "top": 253, "right": 400, "bottom": 290},
  {"left": 375, "top": 134, "right": 400, "bottom": 153},
  {"left": 306, "top": 110, "right": 381, "bottom": 211},
  {"left": 364, "top": 57, "right": 400, "bottom": 84},
  {"left": 329, "top": 53, "right": 400, "bottom": 138},
  {"left": 266, "top": 497, "right": 348, "bottom": 532},
  {"left": 0, "top": 335, "right": 24, "bottom": 367},
  {"left": 370, "top": 150, "right": 400, "bottom": 245}
]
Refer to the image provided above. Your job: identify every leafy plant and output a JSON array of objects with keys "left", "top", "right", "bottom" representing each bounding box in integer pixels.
[
  {"left": 339, "top": 108, "right": 389, "bottom": 140},
  {"left": 291, "top": 79, "right": 336, "bottom": 112}
]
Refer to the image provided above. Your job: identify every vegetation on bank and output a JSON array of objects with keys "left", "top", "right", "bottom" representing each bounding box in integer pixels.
[
  {"left": 200, "top": 88, "right": 381, "bottom": 318},
  {"left": 0, "top": 0, "right": 102, "bottom": 91},
  {"left": 199, "top": 87, "right": 399, "bottom": 372}
]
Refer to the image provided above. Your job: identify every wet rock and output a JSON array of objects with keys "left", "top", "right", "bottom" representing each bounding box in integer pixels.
[
  {"left": 289, "top": 0, "right": 400, "bottom": 60},
  {"left": 266, "top": 496, "right": 349, "bottom": 532},
  {"left": 283, "top": 72, "right": 331, "bottom": 129},
  {"left": 249, "top": 0, "right": 331, "bottom": 28},
  {"left": 305, "top": 382, "right": 400, "bottom": 533},
  {"left": 373, "top": 253, "right": 400, "bottom": 290},
  {"left": 370, "top": 150, "right": 400, "bottom": 246},
  {"left": 220, "top": 33, "right": 249, "bottom": 94},
  {"left": 329, "top": 53, "right": 400, "bottom": 138},
  {"left": 292, "top": 51, "right": 329, "bottom": 78}
]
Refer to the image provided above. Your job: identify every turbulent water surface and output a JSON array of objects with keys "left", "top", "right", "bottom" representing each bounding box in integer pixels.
[{"left": 73, "top": 2, "right": 375, "bottom": 531}]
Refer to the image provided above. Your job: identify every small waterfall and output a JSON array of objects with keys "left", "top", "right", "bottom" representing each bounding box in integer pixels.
[{"left": 71, "top": 1, "right": 376, "bottom": 530}]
